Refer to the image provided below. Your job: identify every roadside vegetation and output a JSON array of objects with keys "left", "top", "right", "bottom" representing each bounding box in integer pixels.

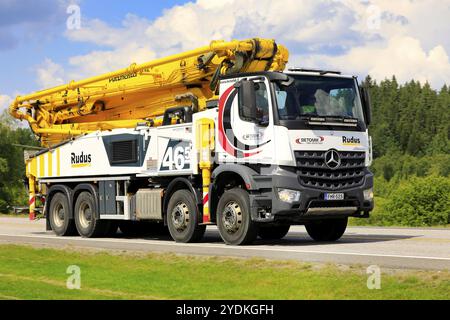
[
  {"left": 0, "top": 245, "right": 448, "bottom": 300},
  {"left": 1, "top": 76, "right": 449, "bottom": 226},
  {"left": 0, "top": 113, "right": 38, "bottom": 213},
  {"left": 350, "top": 77, "right": 450, "bottom": 227},
  {"left": 351, "top": 166, "right": 450, "bottom": 227}
]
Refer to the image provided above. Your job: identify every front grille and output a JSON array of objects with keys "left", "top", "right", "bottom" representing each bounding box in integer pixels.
[{"left": 295, "top": 150, "right": 366, "bottom": 190}]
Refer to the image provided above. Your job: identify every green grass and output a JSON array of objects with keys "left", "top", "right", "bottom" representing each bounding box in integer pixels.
[{"left": 0, "top": 245, "right": 448, "bottom": 300}]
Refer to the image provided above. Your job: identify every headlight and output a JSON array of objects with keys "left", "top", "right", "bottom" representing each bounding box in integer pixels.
[
  {"left": 277, "top": 188, "right": 301, "bottom": 203},
  {"left": 363, "top": 188, "right": 374, "bottom": 201}
]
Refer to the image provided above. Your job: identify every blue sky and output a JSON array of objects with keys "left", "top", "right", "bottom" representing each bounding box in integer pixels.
[
  {"left": 0, "top": 0, "right": 188, "bottom": 95},
  {"left": 1, "top": 0, "right": 450, "bottom": 113}
]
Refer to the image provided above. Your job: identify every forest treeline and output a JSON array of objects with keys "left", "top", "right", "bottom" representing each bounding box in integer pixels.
[
  {"left": 357, "top": 76, "right": 449, "bottom": 226},
  {"left": 364, "top": 76, "right": 449, "bottom": 158},
  {"left": 0, "top": 76, "right": 449, "bottom": 225}
]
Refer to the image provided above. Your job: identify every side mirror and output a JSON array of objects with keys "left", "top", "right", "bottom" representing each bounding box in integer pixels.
[
  {"left": 235, "top": 80, "right": 258, "bottom": 123},
  {"left": 360, "top": 86, "right": 372, "bottom": 126}
]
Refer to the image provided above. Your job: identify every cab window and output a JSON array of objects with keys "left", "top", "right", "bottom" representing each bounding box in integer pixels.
[{"left": 238, "top": 82, "right": 269, "bottom": 123}]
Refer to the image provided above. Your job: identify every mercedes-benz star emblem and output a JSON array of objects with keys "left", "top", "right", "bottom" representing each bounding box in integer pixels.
[{"left": 324, "top": 150, "right": 341, "bottom": 170}]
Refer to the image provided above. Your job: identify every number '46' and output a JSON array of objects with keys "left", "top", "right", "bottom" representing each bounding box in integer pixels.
[{"left": 162, "top": 146, "right": 190, "bottom": 170}]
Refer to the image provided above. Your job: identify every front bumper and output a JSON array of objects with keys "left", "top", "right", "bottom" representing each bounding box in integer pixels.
[{"left": 248, "top": 166, "right": 374, "bottom": 224}]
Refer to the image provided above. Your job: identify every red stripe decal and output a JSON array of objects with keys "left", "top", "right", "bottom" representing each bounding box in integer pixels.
[
  {"left": 218, "top": 85, "right": 263, "bottom": 159},
  {"left": 203, "top": 194, "right": 209, "bottom": 206},
  {"left": 218, "top": 85, "right": 237, "bottom": 157}
]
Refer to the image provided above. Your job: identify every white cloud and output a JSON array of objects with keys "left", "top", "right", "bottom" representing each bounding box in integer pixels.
[
  {"left": 66, "top": 14, "right": 151, "bottom": 48},
  {"left": 0, "top": 94, "right": 12, "bottom": 115},
  {"left": 67, "top": 44, "right": 156, "bottom": 79},
  {"left": 291, "top": 36, "right": 450, "bottom": 88},
  {"left": 36, "top": 58, "right": 65, "bottom": 88},
  {"left": 54, "top": 0, "right": 366, "bottom": 81},
  {"left": 142, "top": 0, "right": 365, "bottom": 54},
  {"left": 62, "top": 14, "right": 157, "bottom": 79},
  {"left": 34, "top": 0, "right": 450, "bottom": 88},
  {"left": 359, "top": 0, "right": 450, "bottom": 51}
]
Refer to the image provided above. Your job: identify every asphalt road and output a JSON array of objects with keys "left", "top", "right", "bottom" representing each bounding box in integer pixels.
[{"left": 0, "top": 217, "right": 449, "bottom": 270}]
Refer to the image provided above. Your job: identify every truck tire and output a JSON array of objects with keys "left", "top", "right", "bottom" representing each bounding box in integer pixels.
[
  {"left": 74, "top": 191, "right": 109, "bottom": 238},
  {"left": 167, "top": 190, "right": 206, "bottom": 243},
  {"left": 216, "top": 188, "right": 258, "bottom": 245},
  {"left": 258, "top": 225, "right": 290, "bottom": 240},
  {"left": 49, "top": 192, "right": 77, "bottom": 236},
  {"left": 305, "top": 218, "right": 348, "bottom": 242}
]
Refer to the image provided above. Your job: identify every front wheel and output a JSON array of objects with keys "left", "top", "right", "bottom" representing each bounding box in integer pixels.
[
  {"left": 216, "top": 188, "right": 258, "bottom": 245},
  {"left": 166, "top": 190, "right": 206, "bottom": 243},
  {"left": 305, "top": 218, "right": 348, "bottom": 242}
]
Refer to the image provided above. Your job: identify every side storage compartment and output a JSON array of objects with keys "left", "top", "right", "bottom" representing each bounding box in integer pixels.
[
  {"left": 136, "top": 189, "right": 163, "bottom": 220},
  {"left": 99, "top": 181, "right": 117, "bottom": 215}
]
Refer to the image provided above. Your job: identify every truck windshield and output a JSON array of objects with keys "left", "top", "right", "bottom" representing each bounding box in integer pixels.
[{"left": 275, "top": 75, "right": 365, "bottom": 124}]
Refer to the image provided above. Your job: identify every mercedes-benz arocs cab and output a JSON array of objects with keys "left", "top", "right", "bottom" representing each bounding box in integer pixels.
[{"left": 209, "top": 69, "right": 374, "bottom": 244}]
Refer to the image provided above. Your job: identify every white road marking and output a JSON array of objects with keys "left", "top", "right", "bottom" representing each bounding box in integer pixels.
[{"left": 0, "top": 233, "right": 449, "bottom": 262}]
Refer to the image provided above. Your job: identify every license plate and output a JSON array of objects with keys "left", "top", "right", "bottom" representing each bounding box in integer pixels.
[{"left": 324, "top": 193, "right": 345, "bottom": 201}]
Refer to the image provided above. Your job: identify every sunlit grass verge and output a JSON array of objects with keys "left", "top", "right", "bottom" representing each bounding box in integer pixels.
[
  {"left": 0, "top": 244, "right": 448, "bottom": 300},
  {"left": 0, "top": 213, "right": 28, "bottom": 218}
]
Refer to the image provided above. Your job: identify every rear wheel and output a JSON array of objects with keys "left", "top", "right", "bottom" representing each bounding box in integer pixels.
[
  {"left": 217, "top": 188, "right": 258, "bottom": 245},
  {"left": 258, "top": 225, "right": 290, "bottom": 240},
  {"left": 74, "top": 191, "right": 109, "bottom": 238},
  {"left": 49, "top": 192, "right": 77, "bottom": 236},
  {"left": 167, "top": 190, "right": 205, "bottom": 243},
  {"left": 305, "top": 218, "right": 348, "bottom": 242}
]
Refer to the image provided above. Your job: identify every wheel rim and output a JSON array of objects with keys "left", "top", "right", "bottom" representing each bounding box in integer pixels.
[
  {"left": 222, "top": 201, "right": 242, "bottom": 234},
  {"left": 52, "top": 202, "right": 65, "bottom": 228},
  {"left": 78, "top": 202, "right": 93, "bottom": 229},
  {"left": 171, "top": 201, "right": 190, "bottom": 232}
]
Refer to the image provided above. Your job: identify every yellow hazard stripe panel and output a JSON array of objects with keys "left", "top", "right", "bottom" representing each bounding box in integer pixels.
[
  {"left": 57, "top": 148, "right": 61, "bottom": 176},
  {"left": 29, "top": 151, "right": 58, "bottom": 178},
  {"left": 30, "top": 157, "right": 37, "bottom": 177},
  {"left": 39, "top": 155, "right": 45, "bottom": 177},
  {"left": 47, "top": 152, "right": 53, "bottom": 177}
]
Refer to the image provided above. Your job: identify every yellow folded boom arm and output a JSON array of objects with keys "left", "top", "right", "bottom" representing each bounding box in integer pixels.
[{"left": 9, "top": 38, "right": 289, "bottom": 146}]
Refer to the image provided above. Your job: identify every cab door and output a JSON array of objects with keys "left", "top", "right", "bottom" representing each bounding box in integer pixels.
[{"left": 217, "top": 77, "right": 275, "bottom": 165}]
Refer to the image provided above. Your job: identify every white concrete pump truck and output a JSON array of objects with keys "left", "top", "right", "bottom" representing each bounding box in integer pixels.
[{"left": 10, "top": 39, "right": 374, "bottom": 245}]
